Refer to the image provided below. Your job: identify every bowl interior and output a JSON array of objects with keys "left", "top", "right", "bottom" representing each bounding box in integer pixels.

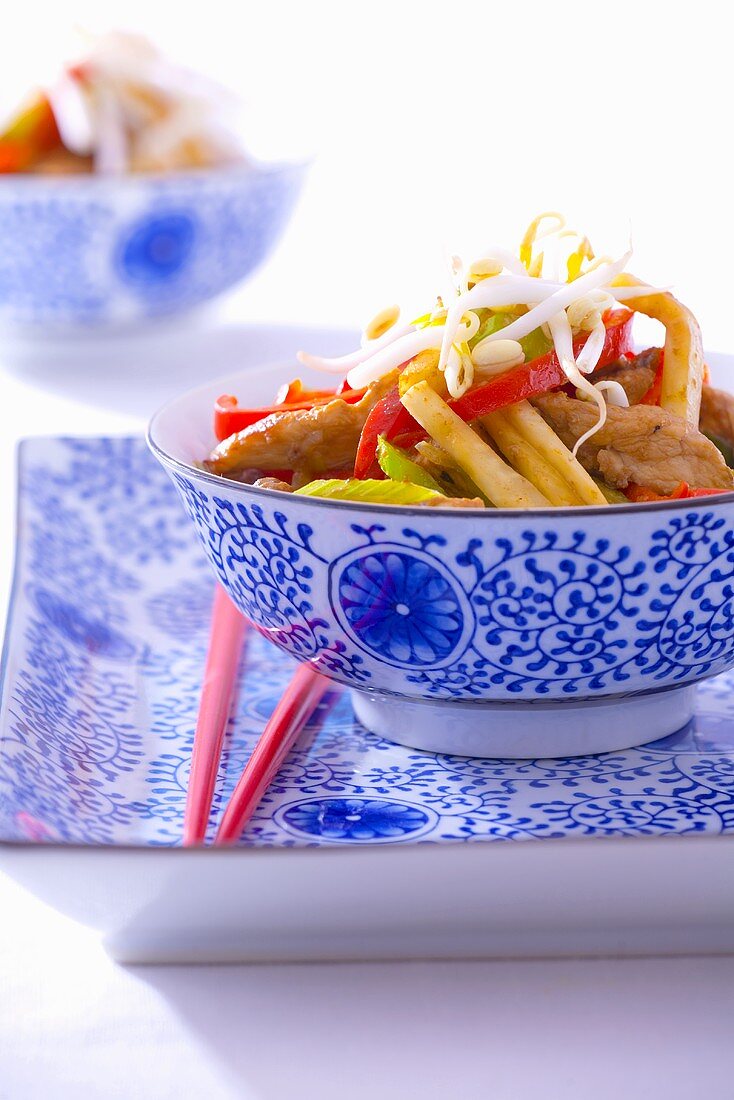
[
  {"left": 148, "top": 357, "right": 342, "bottom": 469},
  {"left": 149, "top": 347, "right": 734, "bottom": 485}
]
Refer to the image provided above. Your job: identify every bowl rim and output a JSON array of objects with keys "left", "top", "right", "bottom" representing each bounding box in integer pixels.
[
  {"left": 147, "top": 364, "right": 734, "bottom": 520},
  {"left": 0, "top": 157, "right": 308, "bottom": 192}
]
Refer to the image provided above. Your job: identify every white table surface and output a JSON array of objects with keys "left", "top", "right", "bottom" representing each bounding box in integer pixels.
[{"left": 2, "top": 874, "right": 734, "bottom": 1100}]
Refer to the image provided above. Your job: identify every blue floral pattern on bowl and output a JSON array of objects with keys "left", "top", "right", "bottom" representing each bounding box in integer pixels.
[
  {"left": 0, "top": 164, "right": 304, "bottom": 329},
  {"left": 162, "top": 460, "right": 734, "bottom": 704}
]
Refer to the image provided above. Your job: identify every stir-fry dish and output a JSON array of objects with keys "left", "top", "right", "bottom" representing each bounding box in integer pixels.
[
  {"left": 205, "top": 215, "right": 734, "bottom": 508},
  {"left": 0, "top": 32, "right": 246, "bottom": 175}
]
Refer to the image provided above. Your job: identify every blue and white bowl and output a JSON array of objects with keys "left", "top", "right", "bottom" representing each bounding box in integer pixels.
[
  {"left": 0, "top": 162, "right": 305, "bottom": 331},
  {"left": 148, "top": 362, "right": 734, "bottom": 758}
]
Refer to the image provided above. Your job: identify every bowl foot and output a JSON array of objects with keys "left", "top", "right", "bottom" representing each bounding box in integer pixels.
[{"left": 350, "top": 685, "right": 697, "bottom": 759}]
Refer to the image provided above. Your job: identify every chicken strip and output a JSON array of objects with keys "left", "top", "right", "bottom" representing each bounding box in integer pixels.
[
  {"left": 206, "top": 372, "right": 397, "bottom": 478},
  {"left": 253, "top": 477, "right": 293, "bottom": 492},
  {"left": 420, "top": 496, "right": 485, "bottom": 508},
  {"left": 594, "top": 347, "right": 659, "bottom": 406},
  {"left": 533, "top": 392, "right": 734, "bottom": 494},
  {"left": 700, "top": 384, "right": 734, "bottom": 451}
]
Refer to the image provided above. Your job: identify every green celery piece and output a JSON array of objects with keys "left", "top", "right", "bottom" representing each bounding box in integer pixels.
[
  {"left": 376, "top": 436, "right": 445, "bottom": 493},
  {"left": 470, "top": 310, "right": 513, "bottom": 348},
  {"left": 703, "top": 430, "right": 734, "bottom": 469},
  {"left": 470, "top": 309, "right": 551, "bottom": 362},
  {"left": 519, "top": 326, "right": 551, "bottom": 362},
  {"left": 294, "top": 478, "right": 445, "bottom": 504},
  {"left": 592, "top": 478, "right": 628, "bottom": 504}
]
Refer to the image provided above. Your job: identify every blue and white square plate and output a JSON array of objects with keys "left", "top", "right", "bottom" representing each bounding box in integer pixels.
[{"left": 1, "top": 436, "right": 733, "bottom": 962}]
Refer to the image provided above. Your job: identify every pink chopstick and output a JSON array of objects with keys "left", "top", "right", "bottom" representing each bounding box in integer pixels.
[
  {"left": 215, "top": 662, "right": 330, "bottom": 845},
  {"left": 183, "top": 585, "right": 248, "bottom": 846}
]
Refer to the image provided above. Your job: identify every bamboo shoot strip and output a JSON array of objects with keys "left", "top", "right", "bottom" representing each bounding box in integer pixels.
[
  {"left": 481, "top": 409, "right": 581, "bottom": 506},
  {"left": 611, "top": 274, "right": 703, "bottom": 427},
  {"left": 503, "top": 400, "right": 608, "bottom": 505},
  {"left": 400, "top": 382, "right": 550, "bottom": 508}
]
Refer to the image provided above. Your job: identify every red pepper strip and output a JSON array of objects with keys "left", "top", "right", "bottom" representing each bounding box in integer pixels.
[
  {"left": 391, "top": 428, "right": 429, "bottom": 451},
  {"left": 354, "top": 312, "right": 634, "bottom": 477},
  {"left": 214, "top": 386, "right": 366, "bottom": 442},
  {"left": 354, "top": 387, "right": 414, "bottom": 478},
  {"left": 0, "top": 142, "right": 32, "bottom": 173},
  {"left": 626, "top": 481, "right": 727, "bottom": 503},
  {"left": 449, "top": 311, "right": 634, "bottom": 422},
  {"left": 274, "top": 379, "right": 345, "bottom": 405},
  {"left": 640, "top": 349, "right": 665, "bottom": 406}
]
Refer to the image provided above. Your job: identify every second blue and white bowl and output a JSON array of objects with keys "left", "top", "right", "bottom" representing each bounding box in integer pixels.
[{"left": 0, "top": 161, "right": 305, "bottom": 331}]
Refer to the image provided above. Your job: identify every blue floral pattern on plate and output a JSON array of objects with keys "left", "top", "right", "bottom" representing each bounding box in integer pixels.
[{"left": 3, "top": 437, "right": 734, "bottom": 848}]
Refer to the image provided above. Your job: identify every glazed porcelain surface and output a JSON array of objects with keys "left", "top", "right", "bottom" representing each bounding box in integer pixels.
[
  {"left": 148, "top": 363, "right": 734, "bottom": 756},
  {"left": 0, "top": 162, "right": 304, "bottom": 330},
  {"left": 2, "top": 435, "right": 734, "bottom": 847}
]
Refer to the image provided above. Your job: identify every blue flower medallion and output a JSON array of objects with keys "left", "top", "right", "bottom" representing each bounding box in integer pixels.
[
  {"left": 118, "top": 212, "right": 197, "bottom": 286},
  {"left": 276, "top": 797, "right": 436, "bottom": 842},
  {"left": 330, "top": 545, "right": 473, "bottom": 668}
]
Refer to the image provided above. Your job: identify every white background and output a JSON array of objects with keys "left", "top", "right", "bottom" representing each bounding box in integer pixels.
[
  {"left": 2, "top": 0, "right": 733, "bottom": 345},
  {"left": 2, "top": 2, "right": 734, "bottom": 1097}
]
